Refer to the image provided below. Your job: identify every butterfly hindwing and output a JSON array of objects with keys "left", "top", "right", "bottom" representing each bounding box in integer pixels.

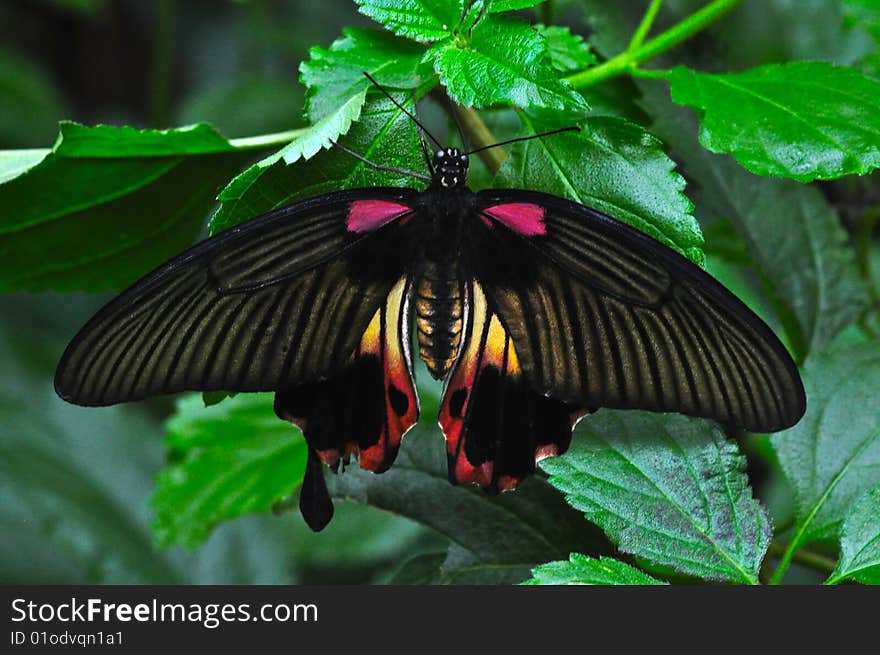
[
  {"left": 468, "top": 190, "right": 806, "bottom": 433},
  {"left": 439, "top": 280, "right": 585, "bottom": 493},
  {"left": 54, "top": 188, "right": 419, "bottom": 406},
  {"left": 274, "top": 276, "right": 419, "bottom": 474}
]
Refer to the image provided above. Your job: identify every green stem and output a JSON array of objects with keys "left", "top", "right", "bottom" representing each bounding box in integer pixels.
[
  {"left": 229, "top": 128, "right": 307, "bottom": 150},
  {"left": 566, "top": 0, "right": 742, "bottom": 90},
  {"left": 628, "top": 0, "right": 665, "bottom": 51},
  {"left": 767, "top": 541, "right": 838, "bottom": 580},
  {"left": 450, "top": 104, "right": 507, "bottom": 175}
]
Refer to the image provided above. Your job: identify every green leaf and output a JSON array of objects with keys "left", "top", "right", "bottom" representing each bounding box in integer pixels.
[
  {"left": 355, "top": 0, "right": 464, "bottom": 43},
  {"left": 488, "top": 0, "right": 544, "bottom": 12},
  {"left": 300, "top": 28, "right": 433, "bottom": 124},
  {"left": 246, "top": 89, "right": 367, "bottom": 176},
  {"left": 524, "top": 554, "right": 667, "bottom": 585},
  {"left": 535, "top": 24, "right": 597, "bottom": 72},
  {"left": 434, "top": 15, "right": 588, "bottom": 113},
  {"left": 542, "top": 411, "right": 771, "bottom": 584},
  {"left": 641, "top": 83, "right": 866, "bottom": 358},
  {"left": 771, "top": 344, "right": 880, "bottom": 549},
  {"left": 495, "top": 112, "right": 704, "bottom": 264},
  {"left": 325, "top": 416, "right": 609, "bottom": 577},
  {"left": 0, "top": 122, "right": 260, "bottom": 292},
  {"left": 667, "top": 63, "right": 880, "bottom": 182},
  {"left": 211, "top": 95, "right": 425, "bottom": 233},
  {"left": 151, "top": 393, "right": 308, "bottom": 548},
  {"left": 828, "top": 485, "right": 880, "bottom": 585}
]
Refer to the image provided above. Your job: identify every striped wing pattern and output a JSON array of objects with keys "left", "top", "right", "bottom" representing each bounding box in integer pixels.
[
  {"left": 472, "top": 190, "right": 805, "bottom": 433},
  {"left": 55, "top": 189, "right": 417, "bottom": 406}
]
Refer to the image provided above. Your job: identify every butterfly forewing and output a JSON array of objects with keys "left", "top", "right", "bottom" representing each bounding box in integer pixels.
[
  {"left": 469, "top": 189, "right": 805, "bottom": 433},
  {"left": 54, "top": 188, "right": 418, "bottom": 406}
]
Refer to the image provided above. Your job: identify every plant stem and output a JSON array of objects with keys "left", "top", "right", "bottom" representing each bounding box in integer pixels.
[
  {"left": 628, "top": 0, "right": 665, "bottom": 51},
  {"left": 450, "top": 104, "right": 507, "bottom": 175},
  {"left": 566, "top": 0, "right": 742, "bottom": 90},
  {"left": 229, "top": 128, "right": 307, "bottom": 150},
  {"left": 767, "top": 541, "right": 837, "bottom": 580}
]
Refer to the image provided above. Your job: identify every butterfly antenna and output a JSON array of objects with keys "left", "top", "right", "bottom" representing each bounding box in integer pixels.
[
  {"left": 363, "top": 72, "right": 443, "bottom": 148},
  {"left": 465, "top": 126, "right": 580, "bottom": 156}
]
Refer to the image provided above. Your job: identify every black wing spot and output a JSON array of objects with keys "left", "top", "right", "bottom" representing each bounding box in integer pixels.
[
  {"left": 388, "top": 382, "right": 409, "bottom": 417},
  {"left": 449, "top": 388, "right": 468, "bottom": 418}
]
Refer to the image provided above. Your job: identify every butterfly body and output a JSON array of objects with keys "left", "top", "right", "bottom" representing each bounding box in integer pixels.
[{"left": 55, "top": 138, "right": 806, "bottom": 531}]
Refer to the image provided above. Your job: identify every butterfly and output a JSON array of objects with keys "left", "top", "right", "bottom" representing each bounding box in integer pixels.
[{"left": 54, "top": 77, "right": 806, "bottom": 531}]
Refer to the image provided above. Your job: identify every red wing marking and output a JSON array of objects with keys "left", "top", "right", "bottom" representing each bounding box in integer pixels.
[
  {"left": 355, "top": 276, "right": 420, "bottom": 471},
  {"left": 482, "top": 203, "right": 546, "bottom": 236},
  {"left": 347, "top": 200, "right": 412, "bottom": 233},
  {"left": 274, "top": 277, "right": 419, "bottom": 476},
  {"left": 439, "top": 282, "right": 586, "bottom": 493}
]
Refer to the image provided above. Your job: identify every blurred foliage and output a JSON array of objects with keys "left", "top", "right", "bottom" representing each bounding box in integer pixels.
[{"left": 1, "top": 0, "right": 879, "bottom": 585}]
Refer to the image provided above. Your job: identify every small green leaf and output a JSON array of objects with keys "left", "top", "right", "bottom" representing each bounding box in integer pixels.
[
  {"left": 535, "top": 24, "right": 597, "bottom": 72},
  {"left": 151, "top": 393, "right": 308, "bottom": 548},
  {"left": 279, "top": 90, "right": 367, "bottom": 164},
  {"left": 524, "top": 554, "right": 667, "bottom": 585},
  {"left": 488, "top": 0, "right": 544, "bottom": 12},
  {"left": 771, "top": 344, "right": 880, "bottom": 549},
  {"left": 667, "top": 63, "right": 880, "bottom": 182},
  {"left": 828, "top": 485, "right": 880, "bottom": 585},
  {"left": 0, "top": 122, "right": 260, "bottom": 292},
  {"left": 211, "top": 95, "right": 425, "bottom": 233},
  {"left": 495, "top": 112, "right": 704, "bottom": 264},
  {"left": 299, "top": 27, "right": 433, "bottom": 123},
  {"left": 355, "top": 0, "right": 464, "bottom": 43},
  {"left": 434, "top": 15, "right": 588, "bottom": 113},
  {"left": 542, "top": 411, "right": 771, "bottom": 584},
  {"left": 642, "top": 83, "right": 866, "bottom": 358}
]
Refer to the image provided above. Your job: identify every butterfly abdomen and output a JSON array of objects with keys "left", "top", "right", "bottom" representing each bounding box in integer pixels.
[{"left": 415, "top": 259, "right": 464, "bottom": 379}]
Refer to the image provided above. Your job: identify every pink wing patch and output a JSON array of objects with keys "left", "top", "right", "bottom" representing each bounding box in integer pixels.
[
  {"left": 482, "top": 203, "right": 546, "bottom": 236},
  {"left": 347, "top": 200, "right": 412, "bottom": 233}
]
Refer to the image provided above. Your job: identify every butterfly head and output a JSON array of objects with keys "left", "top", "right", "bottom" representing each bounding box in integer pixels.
[{"left": 433, "top": 148, "right": 469, "bottom": 188}]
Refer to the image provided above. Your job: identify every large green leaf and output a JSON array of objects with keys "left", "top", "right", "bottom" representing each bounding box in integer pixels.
[
  {"left": 211, "top": 95, "right": 425, "bottom": 233},
  {"left": 771, "top": 344, "right": 880, "bottom": 549},
  {"left": 434, "top": 15, "right": 588, "bottom": 113},
  {"left": 524, "top": 554, "right": 667, "bottom": 585},
  {"left": 325, "top": 408, "right": 609, "bottom": 580},
  {"left": 300, "top": 28, "right": 433, "bottom": 123},
  {"left": 151, "top": 393, "right": 308, "bottom": 549},
  {"left": 0, "top": 122, "right": 260, "bottom": 292},
  {"left": 495, "top": 112, "right": 704, "bottom": 264},
  {"left": 667, "top": 63, "right": 880, "bottom": 182},
  {"left": 641, "top": 84, "right": 866, "bottom": 358},
  {"left": 542, "top": 411, "right": 772, "bottom": 584},
  {"left": 355, "top": 0, "right": 463, "bottom": 43},
  {"left": 827, "top": 485, "right": 880, "bottom": 585}
]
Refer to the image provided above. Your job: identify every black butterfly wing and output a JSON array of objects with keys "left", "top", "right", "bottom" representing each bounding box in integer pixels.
[
  {"left": 55, "top": 188, "right": 420, "bottom": 406},
  {"left": 465, "top": 189, "right": 806, "bottom": 433}
]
